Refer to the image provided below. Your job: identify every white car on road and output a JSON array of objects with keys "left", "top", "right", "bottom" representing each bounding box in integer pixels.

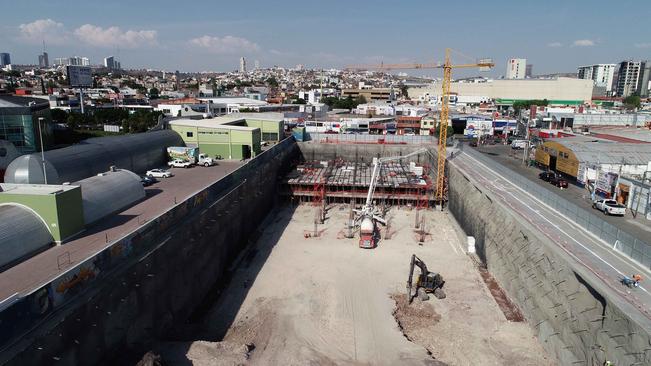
[
  {"left": 146, "top": 169, "right": 173, "bottom": 178},
  {"left": 592, "top": 199, "right": 626, "bottom": 216}
]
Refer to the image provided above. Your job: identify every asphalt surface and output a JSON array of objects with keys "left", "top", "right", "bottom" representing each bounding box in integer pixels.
[
  {"left": 476, "top": 143, "right": 651, "bottom": 240},
  {"left": 451, "top": 148, "right": 651, "bottom": 324},
  {"left": 0, "top": 161, "right": 243, "bottom": 302}
]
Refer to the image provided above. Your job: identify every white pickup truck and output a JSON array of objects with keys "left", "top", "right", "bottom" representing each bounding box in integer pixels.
[
  {"left": 592, "top": 199, "right": 626, "bottom": 216},
  {"left": 168, "top": 159, "right": 193, "bottom": 168}
]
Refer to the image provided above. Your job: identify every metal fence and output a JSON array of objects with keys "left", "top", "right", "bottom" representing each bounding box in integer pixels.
[
  {"left": 305, "top": 132, "right": 437, "bottom": 145},
  {"left": 463, "top": 147, "right": 651, "bottom": 269}
]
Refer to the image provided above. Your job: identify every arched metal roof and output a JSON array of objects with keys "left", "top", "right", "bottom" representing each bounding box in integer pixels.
[
  {"left": 77, "top": 169, "right": 145, "bottom": 225},
  {"left": 4, "top": 130, "right": 183, "bottom": 184},
  {"left": 0, "top": 205, "right": 53, "bottom": 269}
]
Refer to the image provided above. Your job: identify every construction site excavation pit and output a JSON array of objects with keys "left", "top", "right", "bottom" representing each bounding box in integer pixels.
[{"left": 144, "top": 151, "right": 552, "bottom": 365}]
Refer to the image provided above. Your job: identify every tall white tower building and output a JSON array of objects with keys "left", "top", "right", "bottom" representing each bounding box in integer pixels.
[
  {"left": 239, "top": 57, "right": 247, "bottom": 73},
  {"left": 506, "top": 58, "right": 526, "bottom": 79}
]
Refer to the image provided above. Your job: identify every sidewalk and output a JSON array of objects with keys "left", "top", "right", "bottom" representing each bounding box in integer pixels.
[{"left": 474, "top": 144, "right": 651, "bottom": 240}]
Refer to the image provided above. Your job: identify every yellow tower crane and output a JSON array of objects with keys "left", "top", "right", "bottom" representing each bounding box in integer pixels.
[
  {"left": 346, "top": 48, "right": 494, "bottom": 204},
  {"left": 435, "top": 49, "right": 494, "bottom": 203}
]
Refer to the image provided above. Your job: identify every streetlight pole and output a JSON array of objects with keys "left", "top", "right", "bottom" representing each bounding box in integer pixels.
[{"left": 38, "top": 117, "right": 48, "bottom": 184}]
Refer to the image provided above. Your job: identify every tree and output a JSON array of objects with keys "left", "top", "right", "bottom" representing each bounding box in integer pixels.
[
  {"left": 623, "top": 94, "right": 641, "bottom": 109},
  {"left": 293, "top": 98, "right": 307, "bottom": 105},
  {"left": 512, "top": 99, "right": 549, "bottom": 113},
  {"left": 50, "top": 109, "right": 68, "bottom": 123},
  {"left": 149, "top": 87, "right": 160, "bottom": 98},
  {"left": 434, "top": 122, "right": 454, "bottom": 138},
  {"left": 266, "top": 77, "right": 278, "bottom": 88},
  {"left": 66, "top": 112, "right": 89, "bottom": 130},
  {"left": 399, "top": 85, "right": 409, "bottom": 99}
]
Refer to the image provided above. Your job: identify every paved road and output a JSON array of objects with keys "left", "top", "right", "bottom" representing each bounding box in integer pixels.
[
  {"left": 476, "top": 144, "right": 651, "bottom": 239},
  {"left": 451, "top": 149, "right": 651, "bottom": 323},
  {"left": 0, "top": 161, "right": 243, "bottom": 302}
]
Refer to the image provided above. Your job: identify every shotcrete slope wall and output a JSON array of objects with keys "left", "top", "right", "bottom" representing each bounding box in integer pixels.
[
  {"left": 0, "top": 139, "right": 298, "bottom": 366},
  {"left": 299, "top": 141, "right": 651, "bottom": 365},
  {"left": 297, "top": 142, "right": 436, "bottom": 164},
  {"left": 448, "top": 163, "right": 651, "bottom": 365}
]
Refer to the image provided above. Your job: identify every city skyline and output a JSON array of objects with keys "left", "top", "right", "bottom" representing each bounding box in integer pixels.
[{"left": 0, "top": 0, "right": 649, "bottom": 75}]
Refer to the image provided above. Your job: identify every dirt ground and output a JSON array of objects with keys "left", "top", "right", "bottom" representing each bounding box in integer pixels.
[{"left": 157, "top": 204, "right": 553, "bottom": 365}]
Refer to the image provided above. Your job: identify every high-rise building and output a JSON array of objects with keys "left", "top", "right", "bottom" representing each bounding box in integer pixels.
[
  {"left": 577, "top": 64, "right": 616, "bottom": 94},
  {"left": 103, "top": 56, "right": 121, "bottom": 70},
  {"left": 38, "top": 52, "right": 49, "bottom": 68},
  {"left": 637, "top": 62, "right": 651, "bottom": 98},
  {"left": 54, "top": 56, "right": 90, "bottom": 67},
  {"left": 506, "top": 58, "right": 526, "bottom": 79},
  {"left": 616, "top": 60, "right": 643, "bottom": 97},
  {"left": 254, "top": 60, "right": 260, "bottom": 70},
  {"left": 0, "top": 53, "right": 10, "bottom": 67},
  {"left": 525, "top": 64, "right": 533, "bottom": 78},
  {"left": 239, "top": 57, "right": 247, "bottom": 73}
]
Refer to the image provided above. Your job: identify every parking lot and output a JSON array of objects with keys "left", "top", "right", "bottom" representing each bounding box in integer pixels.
[
  {"left": 0, "top": 161, "right": 244, "bottom": 301},
  {"left": 474, "top": 143, "right": 651, "bottom": 240}
]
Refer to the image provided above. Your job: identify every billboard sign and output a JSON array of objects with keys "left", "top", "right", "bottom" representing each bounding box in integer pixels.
[
  {"left": 67, "top": 66, "right": 92, "bottom": 87},
  {"left": 596, "top": 171, "right": 618, "bottom": 195}
]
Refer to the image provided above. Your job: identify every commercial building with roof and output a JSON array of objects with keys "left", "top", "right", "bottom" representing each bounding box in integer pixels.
[
  {"left": 535, "top": 136, "right": 651, "bottom": 183},
  {"left": 341, "top": 88, "right": 394, "bottom": 102},
  {"left": 169, "top": 114, "right": 283, "bottom": 160},
  {"left": 0, "top": 95, "right": 53, "bottom": 154},
  {"left": 411, "top": 77, "right": 594, "bottom": 105},
  {"left": 0, "top": 168, "right": 145, "bottom": 270}
]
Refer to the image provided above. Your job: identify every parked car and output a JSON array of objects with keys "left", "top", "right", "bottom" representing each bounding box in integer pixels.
[
  {"left": 146, "top": 169, "right": 173, "bottom": 178},
  {"left": 549, "top": 174, "right": 568, "bottom": 189},
  {"left": 168, "top": 159, "right": 193, "bottom": 168},
  {"left": 539, "top": 171, "right": 555, "bottom": 182},
  {"left": 140, "top": 176, "right": 158, "bottom": 186},
  {"left": 511, "top": 140, "right": 528, "bottom": 149},
  {"left": 593, "top": 199, "right": 626, "bottom": 216}
]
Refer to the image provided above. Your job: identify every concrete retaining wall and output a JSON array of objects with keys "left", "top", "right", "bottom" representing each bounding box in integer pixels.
[
  {"left": 0, "top": 138, "right": 299, "bottom": 366},
  {"left": 297, "top": 141, "right": 435, "bottom": 165},
  {"left": 448, "top": 164, "right": 651, "bottom": 365}
]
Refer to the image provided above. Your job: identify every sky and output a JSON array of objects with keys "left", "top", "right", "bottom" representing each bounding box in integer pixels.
[{"left": 1, "top": 0, "right": 649, "bottom": 76}]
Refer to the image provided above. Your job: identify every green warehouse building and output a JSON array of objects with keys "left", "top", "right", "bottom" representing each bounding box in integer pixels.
[{"left": 169, "top": 114, "right": 284, "bottom": 160}]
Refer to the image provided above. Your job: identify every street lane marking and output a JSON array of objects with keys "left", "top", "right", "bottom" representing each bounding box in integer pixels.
[{"left": 455, "top": 155, "right": 650, "bottom": 297}]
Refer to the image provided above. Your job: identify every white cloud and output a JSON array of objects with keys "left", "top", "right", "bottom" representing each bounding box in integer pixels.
[
  {"left": 547, "top": 42, "right": 563, "bottom": 48},
  {"left": 190, "top": 35, "right": 259, "bottom": 54},
  {"left": 18, "top": 19, "right": 68, "bottom": 44},
  {"left": 573, "top": 39, "right": 595, "bottom": 47},
  {"left": 635, "top": 43, "right": 651, "bottom": 49},
  {"left": 74, "top": 24, "right": 157, "bottom": 48}
]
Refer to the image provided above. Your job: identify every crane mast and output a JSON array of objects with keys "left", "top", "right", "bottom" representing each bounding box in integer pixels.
[{"left": 435, "top": 49, "right": 453, "bottom": 203}]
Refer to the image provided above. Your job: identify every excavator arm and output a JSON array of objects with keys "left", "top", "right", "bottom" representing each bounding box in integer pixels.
[{"left": 407, "top": 254, "right": 445, "bottom": 303}]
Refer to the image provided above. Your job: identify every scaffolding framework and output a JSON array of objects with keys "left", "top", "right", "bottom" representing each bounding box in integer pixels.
[{"left": 283, "top": 159, "right": 434, "bottom": 207}]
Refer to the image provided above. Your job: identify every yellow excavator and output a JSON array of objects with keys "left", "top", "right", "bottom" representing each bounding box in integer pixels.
[{"left": 407, "top": 254, "right": 445, "bottom": 303}]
